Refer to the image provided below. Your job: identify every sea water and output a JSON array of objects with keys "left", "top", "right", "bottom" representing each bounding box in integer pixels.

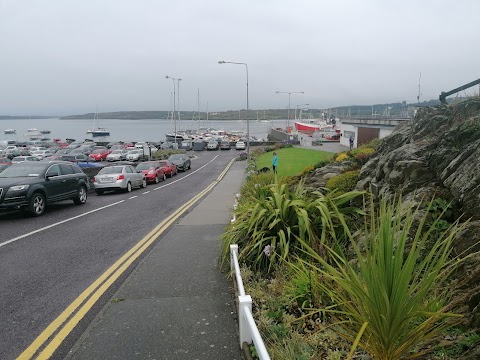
[{"left": 0, "top": 118, "right": 286, "bottom": 143}]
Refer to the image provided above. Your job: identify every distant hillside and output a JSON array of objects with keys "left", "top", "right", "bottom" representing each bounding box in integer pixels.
[
  {"left": 0, "top": 115, "right": 52, "bottom": 120},
  {"left": 58, "top": 97, "right": 469, "bottom": 120}
]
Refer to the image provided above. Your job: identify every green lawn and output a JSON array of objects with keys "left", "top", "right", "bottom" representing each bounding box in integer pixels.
[{"left": 255, "top": 147, "right": 334, "bottom": 177}]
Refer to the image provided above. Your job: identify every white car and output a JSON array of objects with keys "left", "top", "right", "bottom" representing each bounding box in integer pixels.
[
  {"left": 235, "top": 141, "right": 246, "bottom": 150},
  {"left": 11, "top": 156, "right": 39, "bottom": 164},
  {"left": 31, "top": 149, "right": 54, "bottom": 160},
  {"left": 107, "top": 149, "right": 128, "bottom": 162},
  {"left": 126, "top": 150, "right": 142, "bottom": 161}
]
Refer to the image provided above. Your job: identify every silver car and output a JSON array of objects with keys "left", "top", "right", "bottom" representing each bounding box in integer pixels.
[
  {"left": 106, "top": 149, "right": 128, "bottom": 162},
  {"left": 11, "top": 156, "right": 39, "bottom": 164},
  {"left": 93, "top": 164, "right": 146, "bottom": 195},
  {"left": 126, "top": 149, "right": 142, "bottom": 161}
]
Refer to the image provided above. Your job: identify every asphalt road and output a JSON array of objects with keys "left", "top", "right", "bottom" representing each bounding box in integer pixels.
[{"left": 0, "top": 149, "right": 239, "bottom": 360}]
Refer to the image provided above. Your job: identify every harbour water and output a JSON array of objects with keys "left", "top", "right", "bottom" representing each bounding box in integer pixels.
[{"left": 0, "top": 118, "right": 286, "bottom": 143}]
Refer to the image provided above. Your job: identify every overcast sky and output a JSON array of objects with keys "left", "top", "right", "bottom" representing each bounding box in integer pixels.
[{"left": 0, "top": 0, "right": 479, "bottom": 115}]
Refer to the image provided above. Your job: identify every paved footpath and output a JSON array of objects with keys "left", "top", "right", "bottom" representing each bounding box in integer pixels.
[{"left": 67, "top": 161, "right": 245, "bottom": 360}]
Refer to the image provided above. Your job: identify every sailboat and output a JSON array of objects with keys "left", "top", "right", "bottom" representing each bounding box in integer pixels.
[{"left": 87, "top": 112, "right": 110, "bottom": 136}]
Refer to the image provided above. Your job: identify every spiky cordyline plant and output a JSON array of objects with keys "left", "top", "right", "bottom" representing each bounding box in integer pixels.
[{"left": 296, "top": 197, "right": 466, "bottom": 360}]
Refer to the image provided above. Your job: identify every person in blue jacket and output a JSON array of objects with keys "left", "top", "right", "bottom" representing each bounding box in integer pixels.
[{"left": 272, "top": 152, "right": 278, "bottom": 173}]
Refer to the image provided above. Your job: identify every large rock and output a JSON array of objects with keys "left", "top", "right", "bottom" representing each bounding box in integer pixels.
[{"left": 357, "top": 99, "right": 480, "bottom": 220}]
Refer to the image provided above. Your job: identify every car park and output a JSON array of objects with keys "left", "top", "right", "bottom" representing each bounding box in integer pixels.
[
  {"left": 0, "top": 161, "right": 89, "bottom": 216},
  {"left": 107, "top": 149, "right": 128, "bottom": 162},
  {"left": 136, "top": 161, "right": 166, "bottom": 183},
  {"left": 167, "top": 154, "right": 191, "bottom": 172},
  {"left": 93, "top": 164, "right": 146, "bottom": 195},
  {"left": 157, "top": 160, "right": 177, "bottom": 177},
  {"left": 235, "top": 141, "right": 246, "bottom": 150}
]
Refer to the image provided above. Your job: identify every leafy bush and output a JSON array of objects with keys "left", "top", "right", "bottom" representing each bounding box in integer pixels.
[
  {"left": 220, "top": 179, "right": 364, "bottom": 273},
  {"left": 350, "top": 147, "right": 375, "bottom": 157},
  {"left": 325, "top": 170, "right": 360, "bottom": 195},
  {"left": 335, "top": 152, "right": 350, "bottom": 162},
  {"left": 299, "top": 197, "right": 467, "bottom": 360}
]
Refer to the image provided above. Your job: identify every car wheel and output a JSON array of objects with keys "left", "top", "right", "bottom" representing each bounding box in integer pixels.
[
  {"left": 141, "top": 179, "right": 147, "bottom": 188},
  {"left": 96, "top": 189, "right": 104, "bottom": 195},
  {"left": 126, "top": 182, "right": 132, "bottom": 192},
  {"left": 154, "top": 176, "right": 159, "bottom": 184},
  {"left": 28, "top": 192, "right": 46, "bottom": 217},
  {"left": 73, "top": 186, "right": 87, "bottom": 205}
]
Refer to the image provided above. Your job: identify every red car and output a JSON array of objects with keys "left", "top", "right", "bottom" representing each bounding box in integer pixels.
[
  {"left": 136, "top": 161, "right": 166, "bottom": 184},
  {"left": 89, "top": 149, "right": 110, "bottom": 161},
  {"left": 158, "top": 160, "right": 177, "bottom": 178}
]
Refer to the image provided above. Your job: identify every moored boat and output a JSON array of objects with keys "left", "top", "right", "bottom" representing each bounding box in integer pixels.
[{"left": 3, "top": 129, "right": 16, "bottom": 134}]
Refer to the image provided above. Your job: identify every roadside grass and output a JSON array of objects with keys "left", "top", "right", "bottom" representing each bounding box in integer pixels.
[{"left": 255, "top": 147, "right": 333, "bottom": 177}]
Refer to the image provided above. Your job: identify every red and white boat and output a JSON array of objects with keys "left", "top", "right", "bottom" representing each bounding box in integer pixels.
[{"left": 294, "top": 119, "right": 325, "bottom": 133}]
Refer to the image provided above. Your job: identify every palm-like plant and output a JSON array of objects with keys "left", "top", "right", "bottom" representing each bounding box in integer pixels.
[{"left": 299, "top": 197, "right": 466, "bottom": 360}]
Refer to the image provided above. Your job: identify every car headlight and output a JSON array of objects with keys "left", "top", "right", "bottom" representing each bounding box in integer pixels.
[{"left": 10, "top": 185, "right": 29, "bottom": 191}]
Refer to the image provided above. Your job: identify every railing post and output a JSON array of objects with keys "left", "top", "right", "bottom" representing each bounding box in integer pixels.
[
  {"left": 238, "top": 294, "right": 252, "bottom": 347},
  {"left": 230, "top": 244, "right": 238, "bottom": 273}
]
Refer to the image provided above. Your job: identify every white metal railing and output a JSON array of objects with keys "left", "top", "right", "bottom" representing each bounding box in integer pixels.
[{"left": 230, "top": 244, "right": 271, "bottom": 360}]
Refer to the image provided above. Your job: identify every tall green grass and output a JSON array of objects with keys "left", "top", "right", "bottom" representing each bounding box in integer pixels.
[{"left": 296, "top": 197, "right": 466, "bottom": 359}]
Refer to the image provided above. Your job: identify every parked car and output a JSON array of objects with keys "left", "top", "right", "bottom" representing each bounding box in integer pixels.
[
  {"left": 93, "top": 164, "right": 146, "bottom": 195},
  {"left": 126, "top": 149, "right": 142, "bottom": 162},
  {"left": 107, "top": 149, "right": 128, "bottom": 162},
  {"left": 70, "top": 148, "right": 91, "bottom": 156},
  {"left": 11, "top": 156, "right": 40, "bottom": 164},
  {"left": 207, "top": 140, "right": 219, "bottom": 150},
  {"left": 89, "top": 149, "right": 110, "bottom": 162},
  {"left": 31, "top": 149, "right": 54, "bottom": 160},
  {"left": 56, "top": 154, "right": 90, "bottom": 162},
  {"left": 167, "top": 154, "right": 191, "bottom": 172},
  {"left": 55, "top": 148, "right": 72, "bottom": 155},
  {"left": 157, "top": 160, "right": 177, "bottom": 177},
  {"left": 109, "top": 144, "right": 126, "bottom": 151},
  {"left": 136, "top": 161, "right": 166, "bottom": 184},
  {"left": 0, "top": 161, "right": 89, "bottom": 216},
  {"left": 235, "top": 141, "right": 246, "bottom": 150},
  {"left": 220, "top": 141, "right": 231, "bottom": 150}
]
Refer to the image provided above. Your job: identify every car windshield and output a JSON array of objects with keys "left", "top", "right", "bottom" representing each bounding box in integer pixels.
[
  {"left": 129, "top": 150, "right": 140, "bottom": 154},
  {"left": 0, "top": 164, "right": 45, "bottom": 177},
  {"left": 98, "top": 166, "right": 124, "bottom": 174},
  {"left": 168, "top": 154, "right": 183, "bottom": 160},
  {"left": 93, "top": 149, "right": 104, "bottom": 154},
  {"left": 136, "top": 163, "right": 154, "bottom": 170},
  {"left": 111, "top": 150, "right": 122, "bottom": 154}
]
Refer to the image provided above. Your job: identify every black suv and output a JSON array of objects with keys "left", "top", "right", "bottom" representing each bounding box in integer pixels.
[{"left": 0, "top": 161, "right": 89, "bottom": 216}]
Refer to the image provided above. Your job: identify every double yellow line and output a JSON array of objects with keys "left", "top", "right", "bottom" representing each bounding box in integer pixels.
[{"left": 18, "top": 158, "right": 235, "bottom": 360}]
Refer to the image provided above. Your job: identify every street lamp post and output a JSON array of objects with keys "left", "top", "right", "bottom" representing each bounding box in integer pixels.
[
  {"left": 165, "top": 75, "right": 181, "bottom": 147},
  {"left": 295, "top": 103, "right": 309, "bottom": 121},
  {"left": 218, "top": 60, "right": 249, "bottom": 159},
  {"left": 276, "top": 91, "right": 304, "bottom": 131}
]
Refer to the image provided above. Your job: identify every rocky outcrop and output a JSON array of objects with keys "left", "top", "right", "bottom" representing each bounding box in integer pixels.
[{"left": 357, "top": 99, "right": 480, "bottom": 220}]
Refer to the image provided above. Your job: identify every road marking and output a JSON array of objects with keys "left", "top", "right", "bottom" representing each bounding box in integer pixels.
[
  {"left": 153, "top": 155, "right": 219, "bottom": 191},
  {"left": 19, "top": 158, "right": 235, "bottom": 360},
  {"left": 128, "top": 196, "right": 138, "bottom": 199},
  {"left": 142, "top": 191, "right": 150, "bottom": 194},
  {"left": 0, "top": 201, "right": 125, "bottom": 249}
]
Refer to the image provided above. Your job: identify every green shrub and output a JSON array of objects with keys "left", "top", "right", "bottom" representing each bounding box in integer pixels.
[
  {"left": 300, "top": 165, "right": 314, "bottom": 177},
  {"left": 325, "top": 170, "right": 360, "bottom": 195},
  {"left": 299, "top": 197, "right": 467, "bottom": 360},
  {"left": 313, "top": 160, "right": 330, "bottom": 169}
]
